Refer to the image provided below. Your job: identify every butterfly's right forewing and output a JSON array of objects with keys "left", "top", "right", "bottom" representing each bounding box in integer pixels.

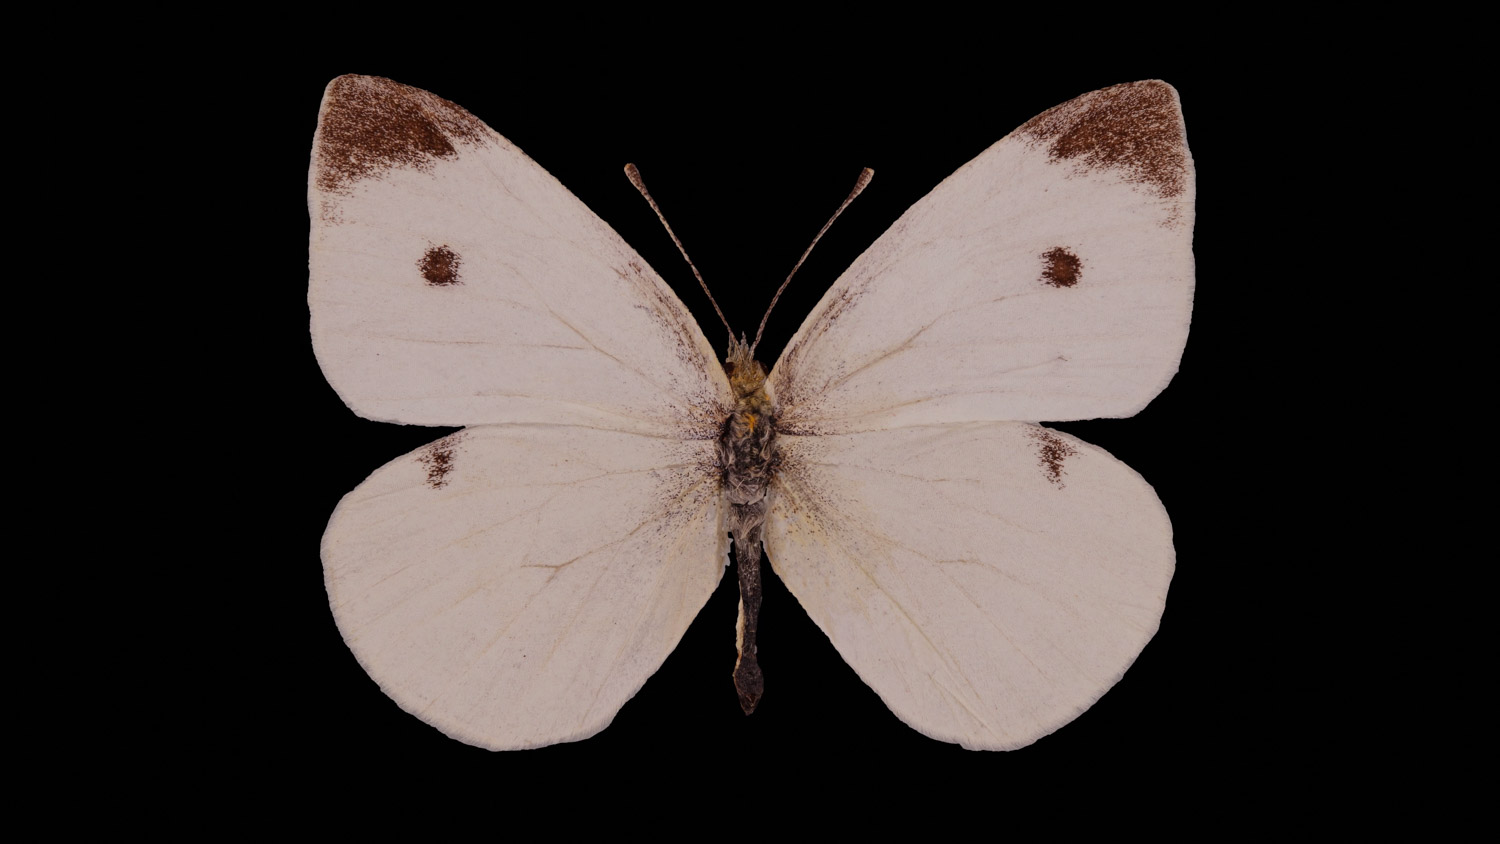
[{"left": 767, "top": 81, "right": 1194, "bottom": 434}]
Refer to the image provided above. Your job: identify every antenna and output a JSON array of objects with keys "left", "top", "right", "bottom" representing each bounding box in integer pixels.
[
  {"left": 624, "top": 163, "right": 733, "bottom": 340},
  {"left": 750, "top": 168, "right": 874, "bottom": 358}
]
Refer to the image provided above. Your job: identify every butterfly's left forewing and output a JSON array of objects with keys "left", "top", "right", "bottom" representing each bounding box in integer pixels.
[
  {"left": 309, "top": 76, "right": 735, "bottom": 749},
  {"left": 310, "top": 75, "right": 731, "bottom": 435}
]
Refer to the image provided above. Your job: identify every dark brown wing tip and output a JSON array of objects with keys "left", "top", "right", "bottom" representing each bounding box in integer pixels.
[
  {"left": 1020, "top": 79, "right": 1189, "bottom": 201},
  {"left": 324, "top": 73, "right": 369, "bottom": 91},
  {"left": 314, "top": 74, "right": 489, "bottom": 196}
]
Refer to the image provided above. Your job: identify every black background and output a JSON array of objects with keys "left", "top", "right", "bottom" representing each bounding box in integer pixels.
[{"left": 245, "top": 47, "right": 1282, "bottom": 800}]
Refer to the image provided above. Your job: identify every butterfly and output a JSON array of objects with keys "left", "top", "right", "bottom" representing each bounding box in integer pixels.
[{"left": 309, "top": 75, "right": 1194, "bottom": 751}]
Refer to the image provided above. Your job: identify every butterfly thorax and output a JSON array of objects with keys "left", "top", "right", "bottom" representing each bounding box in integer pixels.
[
  {"left": 719, "top": 336, "right": 776, "bottom": 713},
  {"left": 720, "top": 337, "right": 775, "bottom": 508}
]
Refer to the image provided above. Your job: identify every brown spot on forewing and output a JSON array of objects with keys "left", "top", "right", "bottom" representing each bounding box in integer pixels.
[
  {"left": 1029, "top": 428, "right": 1079, "bottom": 488},
  {"left": 315, "top": 75, "right": 488, "bottom": 195},
  {"left": 1021, "top": 80, "right": 1187, "bottom": 201},
  {"left": 1040, "top": 247, "right": 1082, "bottom": 288},
  {"left": 417, "top": 433, "right": 465, "bottom": 489},
  {"left": 419, "top": 245, "right": 462, "bottom": 286}
]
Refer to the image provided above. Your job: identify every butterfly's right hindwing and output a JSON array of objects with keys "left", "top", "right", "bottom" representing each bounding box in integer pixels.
[{"left": 764, "top": 423, "right": 1172, "bottom": 750}]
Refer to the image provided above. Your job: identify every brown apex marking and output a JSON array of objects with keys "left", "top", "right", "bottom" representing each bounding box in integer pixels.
[
  {"left": 1040, "top": 246, "right": 1082, "bottom": 288},
  {"left": 1021, "top": 80, "right": 1187, "bottom": 200},
  {"left": 315, "top": 75, "right": 487, "bottom": 194},
  {"left": 419, "top": 245, "right": 462, "bottom": 286},
  {"left": 1029, "top": 428, "right": 1079, "bottom": 488},
  {"left": 417, "top": 434, "right": 464, "bottom": 489}
]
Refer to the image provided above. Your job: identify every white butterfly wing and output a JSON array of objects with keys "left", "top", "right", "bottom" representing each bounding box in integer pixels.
[
  {"left": 309, "top": 76, "right": 734, "bottom": 748},
  {"left": 768, "top": 81, "right": 1193, "bottom": 433},
  {"left": 323, "top": 426, "right": 727, "bottom": 750},
  {"left": 767, "top": 424, "right": 1171, "bottom": 749},
  {"left": 763, "top": 81, "right": 1192, "bottom": 749},
  {"left": 310, "top": 75, "right": 730, "bottom": 434}
]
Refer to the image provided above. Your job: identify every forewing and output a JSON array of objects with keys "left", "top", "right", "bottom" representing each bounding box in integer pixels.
[
  {"left": 310, "top": 75, "right": 730, "bottom": 435},
  {"left": 322, "top": 425, "right": 728, "bottom": 750},
  {"left": 768, "top": 81, "right": 1194, "bottom": 432},
  {"left": 765, "top": 423, "right": 1172, "bottom": 750}
]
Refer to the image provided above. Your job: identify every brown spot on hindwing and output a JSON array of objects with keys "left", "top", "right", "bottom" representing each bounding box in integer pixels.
[
  {"left": 419, "top": 245, "right": 462, "bottom": 286},
  {"left": 1040, "top": 247, "right": 1082, "bottom": 288},
  {"left": 1021, "top": 80, "right": 1187, "bottom": 201},
  {"left": 417, "top": 433, "right": 465, "bottom": 489},
  {"left": 1029, "top": 428, "right": 1079, "bottom": 488},
  {"left": 315, "top": 75, "right": 488, "bottom": 195}
]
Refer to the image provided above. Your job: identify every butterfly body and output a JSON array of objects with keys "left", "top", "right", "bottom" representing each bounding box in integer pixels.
[
  {"left": 716, "top": 336, "right": 777, "bottom": 711},
  {"left": 310, "top": 76, "right": 1193, "bottom": 751}
]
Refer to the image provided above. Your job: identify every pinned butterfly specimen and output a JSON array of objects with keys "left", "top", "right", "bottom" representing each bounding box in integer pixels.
[{"left": 309, "top": 76, "right": 1194, "bottom": 750}]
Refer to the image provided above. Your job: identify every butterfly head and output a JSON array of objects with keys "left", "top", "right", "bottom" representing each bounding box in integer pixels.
[{"left": 724, "top": 334, "right": 767, "bottom": 400}]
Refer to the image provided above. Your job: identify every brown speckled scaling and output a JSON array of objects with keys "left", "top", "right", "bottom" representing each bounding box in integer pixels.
[
  {"left": 1021, "top": 81, "right": 1187, "bottom": 201},
  {"left": 315, "top": 75, "right": 487, "bottom": 195},
  {"left": 418, "top": 434, "right": 464, "bottom": 489},
  {"left": 1040, "top": 247, "right": 1082, "bottom": 288},
  {"left": 1029, "top": 428, "right": 1079, "bottom": 488},
  {"left": 419, "top": 245, "right": 462, "bottom": 286}
]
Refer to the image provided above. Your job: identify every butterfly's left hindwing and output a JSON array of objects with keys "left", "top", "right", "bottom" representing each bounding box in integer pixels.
[{"left": 323, "top": 426, "right": 729, "bottom": 750}]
